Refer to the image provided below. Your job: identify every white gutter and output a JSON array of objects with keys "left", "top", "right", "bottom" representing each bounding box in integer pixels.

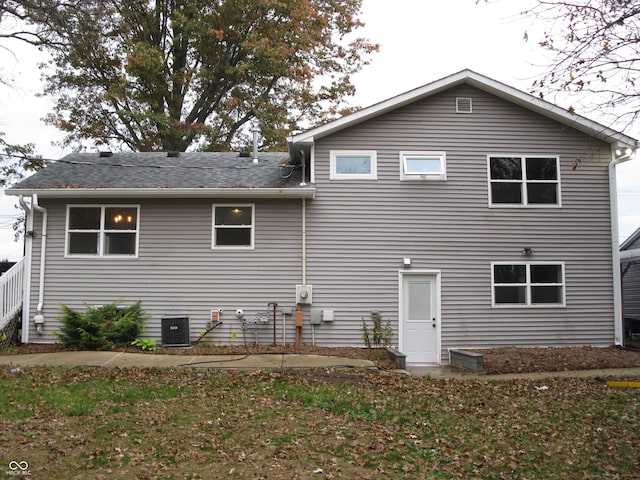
[
  {"left": 6, "top": 187, "right": 316, "bottom": 199},
  {"left": 17, "top": 195, "right": 33, "bottom": 343},
  {"left": 609, "top": 145, "right": 637, "bottom": 346},
  {"left": 31, "top": 194, "right": 48, "bottom": 335}
]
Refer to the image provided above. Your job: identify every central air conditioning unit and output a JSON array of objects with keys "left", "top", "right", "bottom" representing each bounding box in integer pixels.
[{"left": 161, "top": 316, "right": 190, "bottom": 347}]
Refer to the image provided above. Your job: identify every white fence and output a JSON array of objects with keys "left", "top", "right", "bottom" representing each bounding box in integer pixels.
[{"left": 1, "top": 258, "right": 25, "bottom": 330}]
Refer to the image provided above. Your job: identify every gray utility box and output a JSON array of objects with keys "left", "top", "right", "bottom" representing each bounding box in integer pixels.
[{"left": 161, "top": 316, "right": 190, "bottom": 347}]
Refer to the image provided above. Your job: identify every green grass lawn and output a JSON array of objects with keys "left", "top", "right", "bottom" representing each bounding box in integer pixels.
[{"left": 0, "top": 366, "right": 638, "bottom": 479}]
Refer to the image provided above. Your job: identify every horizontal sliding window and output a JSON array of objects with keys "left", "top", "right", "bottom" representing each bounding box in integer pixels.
[
  {"left": 330, "top": 150, "right": 377, "bottom": 180},
  {"left": 489, "top": 156, "right": 560, "bottom": 206},
  {"left": 400, "top": 151, "right": 446, "bottom": 181},
  {"left": 492, "top": 263, "right": 565, "bottom": 307},
  {"left": 66, "top": 205, "right": 139, "bottom": 257}
]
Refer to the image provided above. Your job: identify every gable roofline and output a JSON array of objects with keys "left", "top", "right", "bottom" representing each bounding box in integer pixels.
[
  {"left": 621, "top": 226, "right": 640, "bottom": 250},
  {"left": 289, "top": 69, "right": 638, "bottom": 148}
]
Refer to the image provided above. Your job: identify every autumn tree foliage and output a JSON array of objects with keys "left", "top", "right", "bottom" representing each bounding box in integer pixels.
[
  {"left": 2, "top": 0, "right": 377, "bottom": 152},
  {"left": 524, "top": 0, "right": 640, "bottom": 129}
]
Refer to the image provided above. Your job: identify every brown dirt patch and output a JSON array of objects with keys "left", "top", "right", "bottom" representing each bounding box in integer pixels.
[{"left": 479, "top": 345, "right": 640, "bottom": 374}]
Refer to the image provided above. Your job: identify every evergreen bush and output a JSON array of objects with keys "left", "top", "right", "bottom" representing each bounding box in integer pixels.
[{"left": 58, "top": 302, "right": 149, "bottom": 350}]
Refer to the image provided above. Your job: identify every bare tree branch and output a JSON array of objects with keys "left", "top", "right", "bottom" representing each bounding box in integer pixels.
[{"left": 524, "top": 0, "right": 640, "bottom": 132}]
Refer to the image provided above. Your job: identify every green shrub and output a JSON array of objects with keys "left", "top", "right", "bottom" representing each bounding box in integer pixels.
[
  {"left": 58, "top": 302, "right": 149, "bottom": 350},
  {"left": 131, "top": 338, "right": 157, "bottom": 351},
  {"left": 362, "top": 312, "right": 392, "bottom": 348}
]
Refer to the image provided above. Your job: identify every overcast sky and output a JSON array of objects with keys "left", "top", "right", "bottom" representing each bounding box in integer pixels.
[{"left": 0, "top": 0, "right": 638, "bottom": 261}]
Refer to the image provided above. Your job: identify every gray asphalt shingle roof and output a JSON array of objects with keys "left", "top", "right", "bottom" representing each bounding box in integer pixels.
[{"left": 11, "top": 151, "right": 306, "bottom": 191}]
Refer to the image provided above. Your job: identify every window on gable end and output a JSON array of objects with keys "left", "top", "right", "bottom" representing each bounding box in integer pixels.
[
  {"left": 400, "top": 151, "right": 447, "bottom": 181},
  {"left": 488, "top": 156, "right": 560, "bottom": 206},
  {"left": 330, "top": 150, "right": 377, "bottom": 180},
  {"left": 492, "top": 262, "right": 565, "bottom": 307}
]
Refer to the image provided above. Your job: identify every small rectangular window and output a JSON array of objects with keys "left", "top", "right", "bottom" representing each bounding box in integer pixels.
[
  {"left": 488, "top": 156, "right": 560, "bottom": 206},
  {"left": 400, "top": 152, "right": 446, "bottom": 181},
  {"left": 330, "top": 150, "right": 377, "bottom": 180},
  {"left": 66, "top": 205, "right": 139, "bottom": 257},
  {"left": 492, "top": 263, "right": 565, "bottom": 307},
  {"left": 212, "top": 204, "right": 254, "bottom": 249}
]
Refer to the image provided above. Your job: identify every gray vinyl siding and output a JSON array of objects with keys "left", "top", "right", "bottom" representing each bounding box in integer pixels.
[
  {"left": 24, "top": 83, "right": 618, "bottom": 358},
  {"left": 25, "top": 198, "right": 305, "bottom": 345},
  {"left": 622, "top": 235, "right": 640, "bottom": 320},
  {"left": 304, "top": 84, "right": 615, "bottom": 359},
  {"left": 623, "top": 262, "right": 640, "bottom": 320}
]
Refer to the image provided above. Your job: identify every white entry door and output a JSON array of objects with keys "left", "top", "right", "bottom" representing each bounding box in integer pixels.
[{"left": 400, "top": 273, "right": 440, "bottom": 364}]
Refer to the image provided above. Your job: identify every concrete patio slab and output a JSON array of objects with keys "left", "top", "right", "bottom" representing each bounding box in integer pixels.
[
  {"left": 104, "top": 352, "right": 199, "bottom": 368},
  {"left": 281, "top": 354, "right": 375, "bottom": 369},
  {"left": 187, "top": 354, "right": 284, "bottom": 369}
]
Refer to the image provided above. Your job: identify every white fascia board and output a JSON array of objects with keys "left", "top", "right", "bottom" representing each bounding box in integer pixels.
[
  {"left": 6, "top": 187, "right": 316, "bottom": 199},
  {"left": 466, "top": 74, "right": 637, "bottom": 148},
  {"left": 620, "top": 227, "right": 640, "bottom": 250},
  {"left": 290, "top": 69, "right": 637, "bottom": 148},
  {"left": 290, "top": 72, "right": 467, "bottom": 143}
]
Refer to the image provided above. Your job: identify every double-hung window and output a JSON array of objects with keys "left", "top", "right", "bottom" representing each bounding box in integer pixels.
[
  {"left": 489, "top": 156, "right": 560, "bottom": 206},
  {"left": 400, "top": 151, "right": 446, "bottom": 181},
  {"left": 66, "top": 205, "right": 139, "bottom": 257},
  {"left": 492, "top": 263, "right": 565, "bottom": 306},
  {"left": 212, "top": 204, "right": 254, "bottom": 249},
  {"left": 330, "top": 150, "right": 377, "bottom": 180}
]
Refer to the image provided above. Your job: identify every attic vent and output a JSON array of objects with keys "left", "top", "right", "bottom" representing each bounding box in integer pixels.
[
  {"left": 456, "top": 97, "right": 473, "bottom": 114},
  {"left": 99, "top": 151, "right": 113, "bottom": 157},
  {"left": 167, "top": 151, "right": 180, "bottom": 157}
]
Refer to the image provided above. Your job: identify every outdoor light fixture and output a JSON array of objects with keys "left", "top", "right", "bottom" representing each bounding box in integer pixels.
[
  {"left": 522, "top": 247, "right": 533, "bottom": 256},
  {"left": 402, "top": 257, "right": 412, "bottom": 267},
  {"left": 615, "top": 147, "right": 636, "bottom": 159}
]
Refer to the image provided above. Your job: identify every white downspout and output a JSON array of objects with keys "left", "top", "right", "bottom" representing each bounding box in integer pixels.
[
  {"left": 18, "top": 195, "right": 33, "bottom": 343},
  {"left": 31, "top": 194, "right": 48, "bottom": 335},
  {"left": 609, "top": 145, "right": 636, "bottom": 346}
]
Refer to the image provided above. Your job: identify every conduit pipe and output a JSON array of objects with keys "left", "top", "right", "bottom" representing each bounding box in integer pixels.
[
  {"left": 302, "top": 197, "right": 307, "bottom": 285},
  {"left": 31, "top": 194, "right": 48, "bottom": 335}
]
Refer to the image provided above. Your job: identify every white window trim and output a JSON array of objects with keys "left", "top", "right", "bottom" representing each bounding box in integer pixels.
[
  {"left": 400, "top": 151, "right": 447, "bottom": 181},
  {"left": 212, "top": 203, "right": 255, "bottom": 250},
  {"left": 65, "top": 204, "right": 140, "bottom": 258},
  {"left": 487, "top": 155, "right": 562, "bottom": 207},
  {"left": 330, "top": 150, "right": 377, "bottom": 180},
  {"left": 491, "top": 261, "right": 566, "bottom": 308}
]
